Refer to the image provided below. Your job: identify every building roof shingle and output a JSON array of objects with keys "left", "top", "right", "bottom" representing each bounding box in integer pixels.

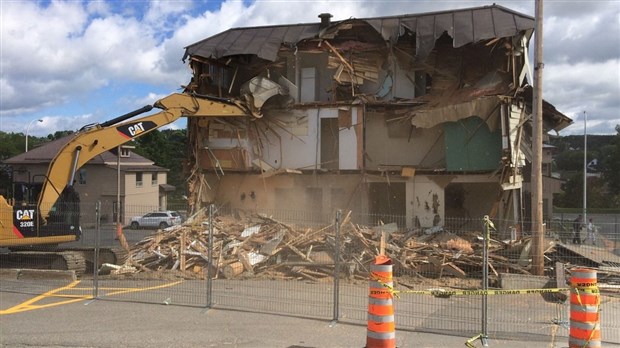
[{"left": 4, "top": 135, "right": 153, "bottom": 166}]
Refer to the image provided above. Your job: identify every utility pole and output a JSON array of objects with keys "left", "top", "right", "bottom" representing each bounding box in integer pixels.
[{"left": 530, "top": 0, "right": 545, "bottom": 276}]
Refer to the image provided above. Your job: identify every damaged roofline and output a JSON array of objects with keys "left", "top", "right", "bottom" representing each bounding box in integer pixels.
[
  {"left": 184, "top": 3, "right": 534, "bottom": 49},
  {"left": 183, "top": 4, "right": 535, "bottom": 63}
]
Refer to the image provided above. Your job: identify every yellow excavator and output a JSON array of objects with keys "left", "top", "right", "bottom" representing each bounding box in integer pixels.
[{"left": 0, "top": 92, "right": 249, "bottom": 274}]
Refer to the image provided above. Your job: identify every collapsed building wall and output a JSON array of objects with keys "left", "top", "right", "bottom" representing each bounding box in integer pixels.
[{"left": 181, "top": 5, "right": 571, "bottom": 232}]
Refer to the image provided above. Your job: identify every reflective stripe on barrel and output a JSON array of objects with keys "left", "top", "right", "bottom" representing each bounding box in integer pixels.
[
  {"left": 569, "top": 338, "right": 602, "bottom": 348},
  {"left": 366, "top": 255, "right": 396, "bottom": 348},
  {"left": 570, "top": 269, "right": 598, "bottom": 288},
  {"left": 570, "top": 290, "right": 599, "bottom": 306},
  {"left": 569, "top": 304, "right": 600, "bottom": 323},
  {"left": 569, "top": 268, "right": 600, "bottom": 348}
]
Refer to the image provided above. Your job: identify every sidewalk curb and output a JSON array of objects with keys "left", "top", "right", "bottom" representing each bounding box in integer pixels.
[{"left": 0, "top": 268, "right": 76, "bottom": 281}]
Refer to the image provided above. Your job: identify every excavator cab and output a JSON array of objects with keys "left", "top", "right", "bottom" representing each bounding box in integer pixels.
[
  {"left": 42, "top": 186, "right": 81, "bottom": 238},
  {"left": 7, "top": 178, "right": 81, "bottom": 245}
]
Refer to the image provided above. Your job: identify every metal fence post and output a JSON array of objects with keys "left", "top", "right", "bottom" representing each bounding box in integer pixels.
[
  {"left": 93, "top": 201, "right": 100, "bottom": 300},
  {"left": 480, "top": 215, "right": 491, "bottom": 347},
  {"left": 206, "top": 204, "right": 214, "bottom": 309},
  {"left": 465, "top": 215, "right": 495, "bottom": 348},
  {"left": 331, "top": 210, "right": 342, "bottom": 325}
]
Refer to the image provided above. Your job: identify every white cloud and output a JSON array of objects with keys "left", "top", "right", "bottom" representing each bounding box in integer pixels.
[
  {"left": 0, "top": 0, "right": 187, "bottom": 119},
  {"left": 544, "top": 59, "right": 620, "bottom": 134},
  {"left": 0, "top": 113, "right": 97, "bottom": 136},
  {"left": 135, "top": 92, "right": 169, "bottom": 106}
]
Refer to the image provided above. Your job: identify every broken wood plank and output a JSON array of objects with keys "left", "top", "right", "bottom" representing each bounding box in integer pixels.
[{"left": 223, "top": 261, "right": 244, "bottom": 279}]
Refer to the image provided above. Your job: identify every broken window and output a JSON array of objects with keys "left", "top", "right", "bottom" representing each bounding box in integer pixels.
[
  {"left": 368, "top": 182, "right": 406, "bottom": 226},
  {"left": 320, "top": 118, "right": 339, "bottom": 170}
]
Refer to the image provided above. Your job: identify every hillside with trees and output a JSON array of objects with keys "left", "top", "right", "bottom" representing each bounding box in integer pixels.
[{"left": 550, "top": 126, "right": 620, "bottom": 210}]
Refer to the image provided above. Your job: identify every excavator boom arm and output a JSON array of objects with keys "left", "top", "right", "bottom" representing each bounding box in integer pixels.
[{"left": 37, "top": 92, "right": 248, "bottom": 221}]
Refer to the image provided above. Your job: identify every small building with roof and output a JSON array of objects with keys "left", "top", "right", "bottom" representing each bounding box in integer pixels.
[{"left": 4, "top": 136, "right": 174, "bottom": 226}]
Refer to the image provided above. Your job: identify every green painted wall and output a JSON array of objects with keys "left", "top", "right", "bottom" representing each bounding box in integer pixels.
[{"left": 443, "top": 117, "right": 502, "bottom": 171}]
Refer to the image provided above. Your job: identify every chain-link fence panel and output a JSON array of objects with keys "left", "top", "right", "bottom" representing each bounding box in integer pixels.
[{"left": 2, "top": 203, "right": 619, "bottom": 344}]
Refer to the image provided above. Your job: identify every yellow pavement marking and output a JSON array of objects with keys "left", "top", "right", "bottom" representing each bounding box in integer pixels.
[
  {"left": 1, "top": 280, "right": 183, "bottom": 315},
  {"left": 0, "top": 280, "right": 89, "bottom": 315},
  {"left": 100, "top": 280, "right": 183, "bottom": 296}
]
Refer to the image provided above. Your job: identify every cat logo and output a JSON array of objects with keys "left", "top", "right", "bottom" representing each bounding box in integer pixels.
[
  {"left": 116, "top": 121, "right": 157, "bottom": 139},
  {"left": 128, "top": 122, "right": 145, "bottom": 136},
  {"left": 16, "top": 209, "right": 35, "bottom": 220}
]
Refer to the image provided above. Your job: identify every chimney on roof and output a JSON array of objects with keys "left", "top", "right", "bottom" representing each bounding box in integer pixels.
[{"left": 319, "top": 13, "right": 332, "bottom": 30}]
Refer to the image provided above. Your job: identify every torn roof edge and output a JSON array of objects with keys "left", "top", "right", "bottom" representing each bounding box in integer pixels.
[{"left": 183, "top": 4, "right": 535, "bottom": 63}]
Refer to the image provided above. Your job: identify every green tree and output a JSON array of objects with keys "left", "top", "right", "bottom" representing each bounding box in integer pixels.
[
  {"left": 555, "top": 173, "right": 610, "bottom": 209},
  {"left": 47, "top": 130, "right": 74, "bottom": 140},
  {"left": 554, "top": 150, "right": 588, "bottom": 172},
  {"left": 132, "top": 129, "right": 188, "bottom": 200},
  {"left": 0, "top": 131, "right": 24, "bottom": 194}
]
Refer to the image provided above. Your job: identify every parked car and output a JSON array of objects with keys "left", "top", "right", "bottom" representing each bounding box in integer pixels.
[{"left": 130, "top": 211, "right": 182, "bottom": 230}]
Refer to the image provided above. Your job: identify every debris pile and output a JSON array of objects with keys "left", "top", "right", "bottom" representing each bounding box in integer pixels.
[{"left": 107, "top": 210, "right": 620, "bottom": 287}]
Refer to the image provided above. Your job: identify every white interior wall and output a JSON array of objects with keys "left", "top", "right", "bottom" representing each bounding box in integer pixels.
[
  {"left": 259, "top": 107, "right": 360, "bottom": 171},
  {"left": 406, "top": 176, "right": 445, "bottom": 229},
  {"left": 260, "top": 109, "right": 320, "bottom": 170}
]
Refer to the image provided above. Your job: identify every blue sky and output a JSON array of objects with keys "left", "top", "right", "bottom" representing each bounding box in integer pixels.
[{"left": 1, "top": 0, "right": 619, "bottom": 138}]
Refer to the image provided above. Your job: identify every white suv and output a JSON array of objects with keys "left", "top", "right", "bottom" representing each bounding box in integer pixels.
[{"left": 130, "top": 211, "right": 182, "bottom": 230}]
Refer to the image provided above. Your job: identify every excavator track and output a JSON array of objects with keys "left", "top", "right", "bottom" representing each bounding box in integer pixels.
[
  {"left": 0, "top": 250, "right": 87, "bottom": 276},
  {"left": 61, "top": 246, "right": 128, "bottom": 270},
  {"left": 0, "top": 247, "right": 127, "bottom": 277}
]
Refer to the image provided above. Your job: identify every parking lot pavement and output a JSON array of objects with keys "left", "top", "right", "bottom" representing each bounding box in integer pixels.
[{"left": 4, "top": 289, "right": 612, "bottom": 348}]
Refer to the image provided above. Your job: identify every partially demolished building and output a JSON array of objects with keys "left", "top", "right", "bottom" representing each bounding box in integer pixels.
[{"left": 181, "top": 5, "right": 571, "bottom": 232}]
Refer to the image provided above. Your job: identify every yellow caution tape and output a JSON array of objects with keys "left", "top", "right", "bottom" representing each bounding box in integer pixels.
[
  {"left": 371, "top": 273, "right": 572, "bottom": 297},
  {"left": 389, "top": 287, "right": 570, "bottom": 297},
  {"left": 572, "top": 282, "right": 598, "bottom": 288}
]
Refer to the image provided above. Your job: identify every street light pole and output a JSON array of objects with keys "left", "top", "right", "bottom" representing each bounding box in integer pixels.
[
  {"left": 583, "top": 111, "right": 588, "bottom": 224},
  {"left": 25, "top": 119, "right": 43, "bottom": 152}
]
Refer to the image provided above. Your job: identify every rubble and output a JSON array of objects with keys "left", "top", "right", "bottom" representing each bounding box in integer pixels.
[{"left": 108, "top": 210, "right": 619, "bottom": 286}]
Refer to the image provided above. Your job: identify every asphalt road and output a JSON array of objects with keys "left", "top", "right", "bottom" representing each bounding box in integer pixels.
[
  {"left": 0, "top": 291, "right": 571, "bottom": 348},
  {"left": 2, "top": 277, "right": 619, "bottom": 348},
  {"left": 2, "top": 224, "right": 619, "bottom": 347}
]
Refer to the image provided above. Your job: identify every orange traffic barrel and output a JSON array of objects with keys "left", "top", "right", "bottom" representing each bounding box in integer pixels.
[
  {"left": 366, "top": 255, "right": 396, "bottom": 348},
  {"left": 569, "top": 268, "right": 601, "bottom": 348}
]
